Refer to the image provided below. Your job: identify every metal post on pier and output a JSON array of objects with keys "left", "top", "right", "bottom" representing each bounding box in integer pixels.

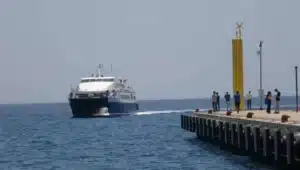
[
  {"left": 257, "top": 41, "right": 264, "bottom": 110},
  {"left": 295, "top": 66, "right": 298, "bottom": 112}
]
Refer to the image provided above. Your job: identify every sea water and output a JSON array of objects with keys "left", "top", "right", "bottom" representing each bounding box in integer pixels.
[{"left": 1, "top": 97, "right": 295, "bottom": 169}]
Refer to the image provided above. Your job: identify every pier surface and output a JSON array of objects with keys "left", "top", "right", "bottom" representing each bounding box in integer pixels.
[{"left": 195, "top": 110, "right": 300, "bottom": 125}]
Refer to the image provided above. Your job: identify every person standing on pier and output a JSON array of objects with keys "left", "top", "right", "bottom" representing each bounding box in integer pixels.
[
  {"left": 234, "top": 91, "right": 241, "bottom": 113},
  {"left": 274, "top": 89, "right": 281, "bottom": 113},
  {"left": 265, "top": 91, "right": 272, "bottom": 113},
  {"left": 216, "top": 92, "right": 220, "bottom": 111},
  {"left": 212, "top": 91, "right": 217, "bottom": 112},
  {"left": 224, "top": 92, "right": 231, "bottom": 111},
  {"left": 246, "top": 91, "right": 252, "bottom": 110}
]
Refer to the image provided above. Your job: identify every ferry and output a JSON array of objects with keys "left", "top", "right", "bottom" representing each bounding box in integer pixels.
[{"left": 68, "top": 64, "right": 139, "bottom": 117}]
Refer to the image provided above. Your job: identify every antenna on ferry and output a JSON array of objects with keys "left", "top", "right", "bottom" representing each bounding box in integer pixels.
[
  {"left": 110, "top": 64, "right": 112, "bottom": 73},
  {"left": 97, "top": 64, "right": 102, "bottom": 77}
]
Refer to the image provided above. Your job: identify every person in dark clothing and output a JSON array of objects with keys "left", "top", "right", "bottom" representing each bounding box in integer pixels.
[
  {"left": 234, "top": 91, "right": 241, "bottom": 113},
  {"left": 216, "top": 92, "right": 220, "bottom": 111},
  {"left": 224, "top": 92, "right": 231, "bottom": 111},
  {"left": 274, "top": 89, "right": 281, "bottom": 113},
  {"left": 265, "top": 91, "right": 272, "bottom": 113},
  {"left": 212, "top": 91, "right": 217, "bottom": 112}
]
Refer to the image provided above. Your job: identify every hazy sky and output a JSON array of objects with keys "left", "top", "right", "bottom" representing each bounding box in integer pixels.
[{"left": 0, "top": 0, "right": 300, "bottom": 104}]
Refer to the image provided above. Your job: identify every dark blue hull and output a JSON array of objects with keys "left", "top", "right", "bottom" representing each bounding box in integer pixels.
[{"left": 69, "top": 97, "right": 139, "bottom": 118}]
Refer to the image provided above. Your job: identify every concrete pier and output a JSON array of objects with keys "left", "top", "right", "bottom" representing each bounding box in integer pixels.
[{"left": 181, "top": 110, "right": 300, "bottom": 169}]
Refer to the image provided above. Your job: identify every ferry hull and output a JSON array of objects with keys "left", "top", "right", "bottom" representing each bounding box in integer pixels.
[{"left": 69, "top": 98, "right": 139, "bottom": 118}]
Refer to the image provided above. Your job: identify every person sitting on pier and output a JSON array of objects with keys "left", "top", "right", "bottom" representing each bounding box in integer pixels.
[
  {"left": 212, "top": 91, "right": 217, "bottom": 112},
  {"left": 246, "top": 91, "right": 252, "bottom": 110},
  {"left": 274, "top": 89, "right": 281, "bottom": 113},
  {"left": 265, "top": 91, "right": 272, "bottom": 113},
  {"left": 234, "top": 91, "right": 241, "bottom": 113},
  {"left": 216, "top": 92, "right": 220, "bottom": 111},
  {"left": 224, "top": 92, "right": 231, "bottom": 111}
]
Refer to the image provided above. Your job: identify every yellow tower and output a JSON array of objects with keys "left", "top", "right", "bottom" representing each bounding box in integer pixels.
[{"left": 232, "top": 22, "right": 244, "bottom": 110}]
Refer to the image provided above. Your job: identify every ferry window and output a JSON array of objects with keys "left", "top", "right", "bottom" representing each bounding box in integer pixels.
[
  {"left": 81, "top": 78, "right": 115, "bottom": 83},
  {"left": 104, "top": 78, "right": 114, "bottom": 82},
  {"left": 120, "top": 95, "right": 130, "bottom": 99},
  {"left": 95, "top": 78, "right": 115, "bottom": 82},
  {"left": 81, "top": 80, "right": 90, "bottom": 83}
]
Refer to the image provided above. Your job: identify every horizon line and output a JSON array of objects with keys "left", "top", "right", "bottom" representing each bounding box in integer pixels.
[{"left": 0, "top": 95, "right": 297, "bottom": 106}]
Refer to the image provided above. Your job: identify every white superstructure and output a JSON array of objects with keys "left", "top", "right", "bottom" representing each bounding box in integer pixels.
[
  {"left": 78, "top": 77, "right": 115, "bottom": 92},
  {"left": 70, "top": 65, "right": 137, "bottom": 103}
]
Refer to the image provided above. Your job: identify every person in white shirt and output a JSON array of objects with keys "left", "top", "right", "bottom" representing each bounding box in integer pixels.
[{"left": 246, "top": 91, "right": 252, "bottom": 110}]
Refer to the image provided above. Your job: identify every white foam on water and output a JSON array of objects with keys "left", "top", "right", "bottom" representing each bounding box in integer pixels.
[
  {"left": 131, "top": 104, "right": 299, "bottom": 116},
  {"left": 134, "top": 109, "right": 206, "bottom": 116}
]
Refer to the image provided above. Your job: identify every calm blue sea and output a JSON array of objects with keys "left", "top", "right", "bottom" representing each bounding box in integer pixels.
[{"left": 0, "top": 97, "right": 297, "bottom": 170}]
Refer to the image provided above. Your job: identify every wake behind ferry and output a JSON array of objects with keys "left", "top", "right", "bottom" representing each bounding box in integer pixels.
[{"left": 68, "top": 65, "right": 139, "bottom": 117}]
